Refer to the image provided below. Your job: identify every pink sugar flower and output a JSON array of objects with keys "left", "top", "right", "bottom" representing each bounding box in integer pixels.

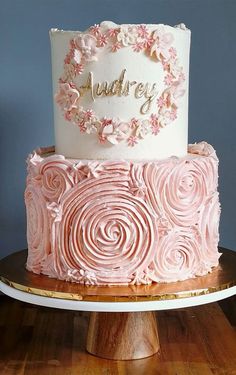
[
  {"left": 133, "top": 42, "right": 144, "bottom": 52},
  {"left": 169, "top": 46, "right": 177, "bottom": 58},
  {"left": 137, "top": 24, "right": 149, "bottom": 39},
  {"left": 55, "top": 83, "right": 80, "bottom": 111},
  {"left": 144, "top": 35, "right": 155, "bottom": 49},
  {"left": 127, "top": 135, "right": 138, "bottom": 147},
  {"left": 97, "top": 33, "right": 108, "bottom": 47},
  {"left": 111, "top": 41, "right": 122, "bottom": 52},
  {"left": 101, "top": 117, "right": 113, "bottom": 127},
  {"left": 89, "top": 24, "right": 101, "bottom": 36},
  {"left": 64, "top": 52, "right": 72, "bottom": 64},
  {"left": 107, "top": 28, "right": 120, "bottom": 38},
  {"left": 170, "top": 109, "right": 177, "bottom": 121},
  {"left": 164, "top": 74, "right": 174, "bottom": 86},
  {"left": 74, "top": 34, "right": 98, "bottom": 62},
  {"left": 152, "top": 123, "right": 160, "bottom": 135},
  {"left": 78, "top": 120, "right": 86, "bottom": 133},
  {"left": 74, "top": 63, "right": 83, "bottom": 75},
  {"left": 130, "top": 117, "right": 139, "bottom": 129},
  {"left": 157, "top": 96, "right": 166, "bottom": 108},
  {"left": 150, "top": 113, "right": 158, "bottom": 126},
  {"left": 162, "top": 61, "right": 170, "bottom": 71},
  {"left": 84, "top": 109, "right": 94, "bottom": 121}
]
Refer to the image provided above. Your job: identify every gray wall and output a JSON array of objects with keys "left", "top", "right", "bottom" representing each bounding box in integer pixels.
[{"left": 0, "top": 0, "right": 235, "bottom": 258}]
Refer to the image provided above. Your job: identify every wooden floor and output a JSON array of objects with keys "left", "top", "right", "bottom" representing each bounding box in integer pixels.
[{"left": 0, "top": 296, "right": 235, "bottom": 375}]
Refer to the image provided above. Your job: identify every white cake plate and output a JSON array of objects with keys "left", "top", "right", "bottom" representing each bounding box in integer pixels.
[{"left": 0, "top": 248, "right": 235, "bottom": 360}]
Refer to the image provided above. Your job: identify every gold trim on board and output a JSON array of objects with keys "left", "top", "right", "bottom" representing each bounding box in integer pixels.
[{"left": 0, "top": 248, "right": 235, "bottom": 302}]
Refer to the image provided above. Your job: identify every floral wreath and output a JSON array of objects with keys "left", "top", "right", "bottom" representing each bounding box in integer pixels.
[{"left": 55, "top": 24, "right": 186, "bottom": 147}]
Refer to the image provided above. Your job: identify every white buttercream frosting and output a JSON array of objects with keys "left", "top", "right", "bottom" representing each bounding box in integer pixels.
[{"left": 50, "top": 21, "right": 191, "bottom": 160}]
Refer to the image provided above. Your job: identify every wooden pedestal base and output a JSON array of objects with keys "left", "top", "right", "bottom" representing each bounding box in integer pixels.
[{"left": 86, "top": 311, "right": 160, "bottom": 360}]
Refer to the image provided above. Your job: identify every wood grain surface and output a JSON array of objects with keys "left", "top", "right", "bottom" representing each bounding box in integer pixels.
[
  {"left": 0, "top": 295, "right": 235, "bottom": 374},
  {"left": 87, "top": 311, "right": 159, "bottom": 360}
]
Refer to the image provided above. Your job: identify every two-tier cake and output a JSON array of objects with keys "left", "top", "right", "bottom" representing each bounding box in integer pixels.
[{"left": 25, "top": 21, "right": 221, "bottom": 285}]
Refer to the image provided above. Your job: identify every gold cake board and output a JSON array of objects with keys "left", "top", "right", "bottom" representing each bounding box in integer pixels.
[{"left": 0, "top": 248, "right": 235, "bottom": 360}]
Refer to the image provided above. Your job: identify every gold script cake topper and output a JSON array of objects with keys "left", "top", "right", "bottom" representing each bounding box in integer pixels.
[{"left": 78, "top": 69, "right": 158, "bottom": 114}]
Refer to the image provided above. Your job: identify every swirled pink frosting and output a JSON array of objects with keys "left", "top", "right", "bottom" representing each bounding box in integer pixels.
[{"left": 25, "top": 142, "right": 221, "bottom": 284}]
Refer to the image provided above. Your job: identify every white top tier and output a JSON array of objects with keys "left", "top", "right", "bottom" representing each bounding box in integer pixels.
[{"left": 50, "top": 21, "right": 191, "bottom": 160}]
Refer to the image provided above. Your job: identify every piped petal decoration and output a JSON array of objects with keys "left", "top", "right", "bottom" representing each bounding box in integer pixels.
[
  {"left": 25, "top": 143, "right": 221, "bottom": 285},
  {"left": 55, "top": 23, "right": 187, "bottom": 147}
]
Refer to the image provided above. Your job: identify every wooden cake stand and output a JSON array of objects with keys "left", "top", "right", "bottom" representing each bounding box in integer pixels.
[{"left": 0, "top": 248, "right": 235, "bottom": 361}]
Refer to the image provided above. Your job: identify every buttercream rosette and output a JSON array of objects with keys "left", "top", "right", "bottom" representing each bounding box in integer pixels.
[
  {"left": 25, "top": 142, "right": 221, "bottom": 285},
  {"left": 143, "top": 142, "right": 218, "bottom": 227},
  {"left": 148, "top": 228, "right": 212, "bottom": 283},
  {"left": 25, "top": 183, "right": 50, "bottom": 274},
  {"left": 50, "top": 175, "right": 158, "bottom": 284}
]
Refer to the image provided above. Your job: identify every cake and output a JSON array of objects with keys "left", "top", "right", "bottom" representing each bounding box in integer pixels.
[{"left": 25, "top": 21, "right": 221, "bottom": 285}]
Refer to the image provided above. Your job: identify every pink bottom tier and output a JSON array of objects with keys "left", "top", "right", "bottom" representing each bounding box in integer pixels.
[{"left": 25, "top": 142, "right": 221, "bottom": 285}]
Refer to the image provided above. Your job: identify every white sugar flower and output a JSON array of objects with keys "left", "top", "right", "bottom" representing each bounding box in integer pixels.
[{"left": 117, "top": 25, "right": 139, "bottom": 46}]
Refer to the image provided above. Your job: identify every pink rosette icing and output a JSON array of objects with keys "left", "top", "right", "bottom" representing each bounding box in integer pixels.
[
  {"left": 148, "top": 229, "right": 206, "bottom": 282},
  {"left": 25, "top": 183, "right": 50, "bottom": 274},
  {"left": 143, "top": 151, "right": 217, "bottom": 227},
  {"left": 200, "top": 192, "right": 221, "bottom": 266},
  {"left": 52, "top": 175, "right": 158, "bottom": 284},
  {"left": 38, "top": 155, "right": 74, "bottom": 203},
  {"left": 25, "top": 142, "right": 221, "bottom": 285}
]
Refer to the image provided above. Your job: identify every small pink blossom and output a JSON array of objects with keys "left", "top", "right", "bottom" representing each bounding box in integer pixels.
[
  {"left": 64, "top": 50, "right": 73, "bottom": 64},
  {"left": 127, "top": 135, "right": 138, "bottom": 147},
  {"left": 144, "top": 35, "right": 155, "bottom": 49},
  {"left": 132, "top": 42, "right": 144, "bottom": 52},
  {"left": 84, "top": 109, "right": 94, "bottom": 121},
  {"left": 164, "top": 74, "right": 174, "bottom": 86},
  {"left": 169, "top": 46, "right": 177, "bottom": 58},
  {"left": 170, "top": 109, "right": 177, "bottom": 121},
  {"left": 74, "top": 34, "right": 98, "bottom": 61},
  {"left": 78, "top": 120, "right": 86, "bottom": 133},
  {"left": 97, "top": 33, "right": 108, "bottom": 47},
  {"left": 130, "top": 117, "right": 139, "bottom": 129},
  {"left": 162, "top": 61, "right": 170, "bottom": 71},
  {"left": 101, "top": 117, "right": 113, "bottom": 127},
  {"left": 150, "top": 113, "right": 158, "bottom": 126},
  {"left": 55, "top": 83, "right": 80, "bottom": 111},
  {"left": 107, "top": 28, "right": 119, "bottom": 38},
  {"left": 74, "top": 63, "right": 83, "bottom": 75},
  {"left": 152, "top": 123, "right": 160, "bottom": 135},
  {"left": 157, "top": 96, "right": 166, "bottom": 108},
  {"left": 89, "top": 24, "right": 101, "bottom": 36},
  {"left": 137, "top": 24, "right": 149, "bottom": 39},
  {"left": 111, "top": 41, "right": 122, "bottom": 52}
]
